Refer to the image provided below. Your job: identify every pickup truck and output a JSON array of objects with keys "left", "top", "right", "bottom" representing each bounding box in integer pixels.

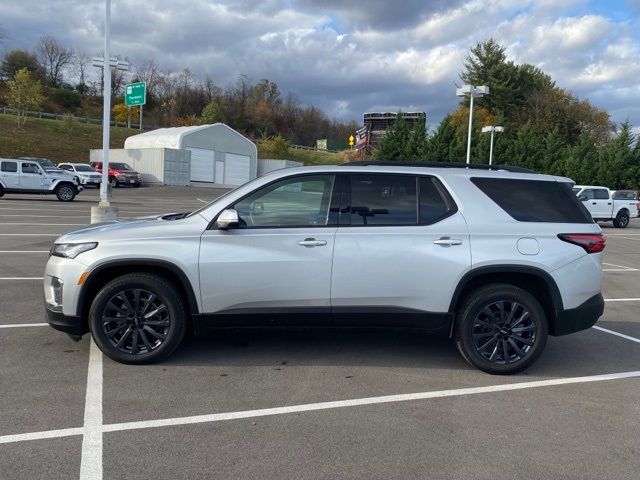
[{"left": 573, "top": 185, "right": 640, "bottom": 228}]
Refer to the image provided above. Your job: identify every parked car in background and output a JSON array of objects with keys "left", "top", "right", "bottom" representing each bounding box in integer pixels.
[
  {"left": 90, "top": 161, "right": 141, "bottom": 188},
  {"left": 573, "top": 185, "right": 639, "bottom": 228},
  {"left": 58, "top": 163, "right": 103, "bottom": 187},
  {"left": 45, "top": 162, "right": 605, "bottom": 374},
  {"left": 0, "top": 158, "right": 83, "bottom": 201}
]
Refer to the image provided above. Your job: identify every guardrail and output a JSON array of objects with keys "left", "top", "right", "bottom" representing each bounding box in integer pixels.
[{"left": 0, "top": 106, "right": 156, "bottom": 129}]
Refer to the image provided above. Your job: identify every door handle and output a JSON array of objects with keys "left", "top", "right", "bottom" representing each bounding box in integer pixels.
[
  {"left": 298, "top": 238, "right": 327, "bottom": 247},
  {"left": 608, "top": 202, "right": 612, "bottom": 205},
  {"left": 433, "top": 237, "right": 462, "bottom": 247},
  {"left": 592, "top": 202, "right": 597, "bottom": 205}
]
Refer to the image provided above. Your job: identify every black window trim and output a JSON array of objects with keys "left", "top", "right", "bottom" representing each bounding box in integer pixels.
[
  {"left": 339, "top": 172, "right": 458, "bottom": 228},
  {"left": 209, "top": 172, "right": 340, "bottom": 230}
]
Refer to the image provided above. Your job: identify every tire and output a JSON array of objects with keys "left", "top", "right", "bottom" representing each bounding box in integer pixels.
[
  {"left": 110, "top": 177, "right": 119, "bottom": 188},
  {"left": 89, "top": 273, "right": 187, "bottom": 364},
  {"left": 55, "top": 184, "right": 76, "bottom": 202},
  {"left": 134, "top": 182, "right": 141, "bottom": 188},
  {"left": 454, "top": 284, "right": 548, "bottom": 375},
  {"left": 613, "top": 210, "right": 630, "bottom": 228}
]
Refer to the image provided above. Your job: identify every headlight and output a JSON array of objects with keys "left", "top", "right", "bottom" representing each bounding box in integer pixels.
[{"left": 50, "top": 242, "right": 98, "bottom": 259}]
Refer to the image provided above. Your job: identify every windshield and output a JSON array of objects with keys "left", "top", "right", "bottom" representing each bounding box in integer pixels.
[
  {"left": 35, "top": 159, "right": 55, "bottom": 167},
  {"left": 74, "top": 165, "right": 95, "bottom": 172},
  {"left": 111, "top": 163, "right": 133, "bottom": 170},
  {"left": 572, "top": 187, "right": 580, "bottom": 195},
  {"left": 186, "top": 188, "right": 239, "bottom": 218}
]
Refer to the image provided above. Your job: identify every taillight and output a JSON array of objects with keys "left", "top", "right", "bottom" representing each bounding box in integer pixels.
[{"left": 558, "top": 233, "right": 606, "bottom": 253}]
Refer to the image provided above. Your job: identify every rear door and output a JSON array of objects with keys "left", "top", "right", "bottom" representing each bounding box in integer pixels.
[
  {"left": 592, "top": 188, "right": 612, "bottom": 218},
  {"left": 19, "top": 162, "right": 44, "bottom": 189},
  {"left": 0, "top": 160, "right": 20, "bottom": 188},
  {"left": 330, "top": 173, "right": 471, "bottom": 327}
]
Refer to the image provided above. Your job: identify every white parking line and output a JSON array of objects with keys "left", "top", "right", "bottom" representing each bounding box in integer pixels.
[
  {"left": 2, "top": 369, "right": 640, "bottom": 447},
  {"left": 603, "top": 262, "right": 637, "bottom": 270},
  {"left": 604, "top": 298, "right": 640, "bottom": 302},
  {"left": 0, "top": 277, "right": 44, "bottom": 280},
  {"left": 0, "top": 323, "right": 48, "bottom": 328},
  {"left": 593, "top": 326, "right": 640, "bottom": 344},
  {"left": 603, "top": 268, "right": 639, "bottom": 272},
  {"left": 0, "top": 250, "right": 49, "bottom": 253},
  {"left": 0, "top": 223, "right": 84, "bottom": 226},
  {"left": 80, "top": 341, "right": 103, "bottom": 480}
]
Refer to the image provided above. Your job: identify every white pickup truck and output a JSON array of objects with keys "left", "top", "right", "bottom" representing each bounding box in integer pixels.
[{"left": 573, "top": 185, "right": 639, "bottom": 228}]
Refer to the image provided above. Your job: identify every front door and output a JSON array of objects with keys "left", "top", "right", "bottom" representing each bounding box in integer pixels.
[
  {"left": 331, "top": 174, "right": 471, "bottom": 328},
  {"left": 19, "top": 162, "right": 44, "bottom": 189},
  {"left": 581, "top": 188, "right": 610, "bottom": 218},
  {"left": 199, "top": 173, "right": 338, "bottom": 323}
]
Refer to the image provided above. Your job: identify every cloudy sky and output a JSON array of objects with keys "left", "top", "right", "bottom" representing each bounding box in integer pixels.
[{"left": 1, "top": 0, "right": 640, "bottom": 130}]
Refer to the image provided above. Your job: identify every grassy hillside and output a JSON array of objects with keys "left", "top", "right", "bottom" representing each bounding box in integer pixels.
[
  {"left": 0, "top": 114, "right": 135, "bottom": 163},
  {"left": 0, "top": 113, "right": 343, "bottom": 165}
]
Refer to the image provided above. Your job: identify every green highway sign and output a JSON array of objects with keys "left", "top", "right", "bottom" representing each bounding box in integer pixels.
[{"left": 125, "top": 82, "right": 146, "bottom": 106}]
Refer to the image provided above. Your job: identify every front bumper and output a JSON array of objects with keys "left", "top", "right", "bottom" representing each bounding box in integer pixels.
[
  {"left": 45, "top": 305, "right": 86, "bottom": 336},
  {"left": 552, "top": 293, "right": 604, "bottom": 336}
]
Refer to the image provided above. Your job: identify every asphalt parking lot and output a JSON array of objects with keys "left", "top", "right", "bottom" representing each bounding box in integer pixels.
[{"left": 1, "top": 186, "right": 639, "bottom": 480}]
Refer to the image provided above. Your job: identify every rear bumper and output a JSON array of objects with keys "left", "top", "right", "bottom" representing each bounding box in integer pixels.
[
  {"left": 45, "top": 305, "right": 86, "bottom": 336},
  {"left": 552, "top": 293, "right": 604, "bottom": 336}
]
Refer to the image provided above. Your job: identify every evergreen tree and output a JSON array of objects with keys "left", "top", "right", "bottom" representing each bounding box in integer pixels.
[
  {"left": 504, "top": 122, "right": 544, "bottom": 171},
  {"left": 375, "top": 114, "right": 412, "bottom": 160},
  {"left": 597, "top": 122, "right": 636, "bottom": 189},
  {"left": 542, "top": 127, "right": 565, "bottom": 175}
]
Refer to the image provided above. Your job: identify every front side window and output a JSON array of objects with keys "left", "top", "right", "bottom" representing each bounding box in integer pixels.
[
  {"left": 112, "top": 163, "right": 132, "bottom": 170},
  {"left": 21, "top": 163, "right": 40, "bottom": 174},
  {"left": 1, "top": 161, "right": 17, "bottom": 173},
  {"left": 581, "top": 189, "right": 595, "bottom": 200},
  {"left": 346, "top": 174, "right": 417, "bottom": 226},
  {"left": 232, "top": 174, "right": 335, "bottom": 228}
]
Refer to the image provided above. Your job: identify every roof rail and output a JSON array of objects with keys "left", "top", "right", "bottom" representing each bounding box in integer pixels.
[{"left": 341, "top": 161, "right": 535, "bottom": 174}]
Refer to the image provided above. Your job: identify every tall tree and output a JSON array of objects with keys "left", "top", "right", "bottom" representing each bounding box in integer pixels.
[
  {"left": 36, "top": 35, "right": 73, "bottom": 87},
  {"left": 1, "top": 50, "right": 44, "bottom": 80}
]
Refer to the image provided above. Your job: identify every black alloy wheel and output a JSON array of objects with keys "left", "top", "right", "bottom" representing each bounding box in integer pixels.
[
  {"left": 455, "top": 284, "right": 548, "bottom": 375},
  {"left": 89, "top": 274, "right": 186, "bottom": 364}
]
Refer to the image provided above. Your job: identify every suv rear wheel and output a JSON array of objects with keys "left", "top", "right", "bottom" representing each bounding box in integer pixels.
[
  {"left": 455, "top": 284, "right": 548, "bottom": 375},
  {"left": 55, "top": 184, "right": 76, "bottom": 202},
  {"left": 613, "top": 210, "right": 629, "bottom": 228},
  {"left": 89, "top": 273, "right": 187, "bottom": 364}
]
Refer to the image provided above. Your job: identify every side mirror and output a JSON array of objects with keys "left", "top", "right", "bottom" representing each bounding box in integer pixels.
[
  {"left": 215, "top": 209, "right": 239, "bottom": 230},
  {"left": 578, "top": 194, "right": 588, "bottom": 202}
]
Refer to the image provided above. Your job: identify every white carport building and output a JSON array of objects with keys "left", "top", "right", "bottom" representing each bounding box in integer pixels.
[{"left": 124, "top": 124, "right": 257, "bottom": 186}]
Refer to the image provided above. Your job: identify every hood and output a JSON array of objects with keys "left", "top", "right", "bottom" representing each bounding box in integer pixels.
[{"left": 55, "top": 212, "right": 207, "bottom": 243}]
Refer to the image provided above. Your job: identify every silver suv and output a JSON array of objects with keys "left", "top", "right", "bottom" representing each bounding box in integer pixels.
[
  {"left": 0, "top": 158, "right": 83, "bottom": 201},
  {"left": 44, "top": 163, "right": 605, "bottom": 374}
]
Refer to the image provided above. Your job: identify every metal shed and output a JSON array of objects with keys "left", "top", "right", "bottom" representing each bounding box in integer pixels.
[{"left": 124, "top": 124, "right": 258, "bottom": 186}]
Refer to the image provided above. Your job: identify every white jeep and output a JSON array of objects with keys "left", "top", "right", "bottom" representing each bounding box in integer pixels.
[{"left": 0, "top": 158, "right": 84, "bottom": 201}]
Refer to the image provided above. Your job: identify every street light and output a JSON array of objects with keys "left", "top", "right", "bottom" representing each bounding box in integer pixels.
[
  {"left": 481, "top": 125, "right": 504, "bottom": 165},
  {"left": 90, "top": 0, "right": 127, "bottom": 223},
  {"left": 456, "top": 85, "right": 489, "bottom": 164}
]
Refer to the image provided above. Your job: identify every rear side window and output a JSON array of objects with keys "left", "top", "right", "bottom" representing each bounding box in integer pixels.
[
  {"left": 593, "top": 189, "right": 609, "bottom": 200},
  {"left": 346, "top": 174, "right": 417, "bottom": 226},
  {"left": 419, "top": 177, "right": 457, "bottom": 224},
  {"left": 1, "top": 161, "right": 17, "bottom": 173},
  {"left": 471, "top": 178, "right": 592, "bottom": 223}
]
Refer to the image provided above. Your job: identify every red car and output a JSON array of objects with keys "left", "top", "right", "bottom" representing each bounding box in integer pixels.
[{"left": 90, "top": 161, "right": 141, "bottom": 188}]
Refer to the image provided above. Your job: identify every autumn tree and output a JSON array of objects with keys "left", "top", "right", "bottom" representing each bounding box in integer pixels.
[
  {"left": 1, "top": 50, "right": 44, "bottom": 81},
  {"left": 4, "top": 68, "right": 45, "bottom": 126}
]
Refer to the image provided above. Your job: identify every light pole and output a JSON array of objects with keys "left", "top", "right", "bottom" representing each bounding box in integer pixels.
[
  {"left": 456, "top": 85, "right": 489, "bottom": 164},
  {"left": 89, "top": 0, "right": 128, "bottom": 223},
  {"left": 481, "top": 125, "right": 504, "bottom": 165}
]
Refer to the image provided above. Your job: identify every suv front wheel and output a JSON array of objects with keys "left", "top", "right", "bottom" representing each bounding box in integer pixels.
[
  {"left": 455, "top": 284, "right": 548, "bottom": 375},
  {"left": 89, "top": 273, "right": 187, "bottom": 364},
  {"left": 55, "top": 184, "right": 76, "bottom": 202}
]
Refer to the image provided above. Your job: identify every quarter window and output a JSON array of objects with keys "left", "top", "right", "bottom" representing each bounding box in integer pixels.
[
  {"left": 346, "top": 174, "right": 417, "bottom": 226},
  {"left": 233, "top": 175, "right": 335, "bottom": 228},
  {"left": 1, "top": 161, "right": 17, "bottom": 173}
]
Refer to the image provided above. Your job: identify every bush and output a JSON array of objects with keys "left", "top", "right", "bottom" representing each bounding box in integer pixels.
[{"left": 50, "top": 88, "right": 81, "bottom": 110}]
